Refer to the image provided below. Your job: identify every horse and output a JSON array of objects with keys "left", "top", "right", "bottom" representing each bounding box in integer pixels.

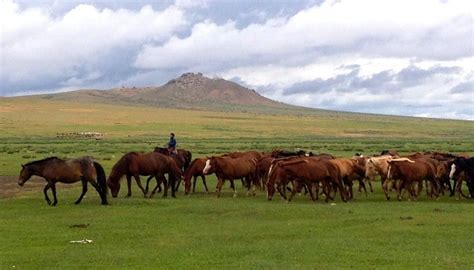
[
  {"left": 18, "top": 156, "right": 108, "bottom": 206},
  {"left": 145, "top": 147, "right": 192, "bottom": 193},
  {"left": 183, "top": 158, "right": 210, "bottom": 194},
  {"left": 107, "top": 152, "right": 182, "bottom": 198},
  {"left": 365, "top": 155, "right": 396, "bottom": 190},
  {"left": 153, "top": 147, "right": 192, "bottom": 171},
  {"left": 328, "top": 158, "right": 366, "bottom": 199},
  {"left": 266, "top": 158, "right": 347, "bottom": 202},
  {"left": 203, "top": 155, "right": 257, "bottom": 197},
  {"left": 352, "top": 155, "right": 374, "bottom": 193},
  {"left": 387, "top": 158, "right": 438, "bottom": 201},
  {"left": 255, "top": 156, "right": 274, "bottom": 190},
  {"left": 449, "top": 157, "right": 474, "bottom": 198}
]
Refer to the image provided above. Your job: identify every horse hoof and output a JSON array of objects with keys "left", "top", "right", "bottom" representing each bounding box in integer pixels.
[{"left": 74, "top": 201, "right": 80, "bottom": 205}]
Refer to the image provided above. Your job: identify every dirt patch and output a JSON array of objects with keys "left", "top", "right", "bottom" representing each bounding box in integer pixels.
[
  {"left": 0, "top": 176, "right": 43, "bottom": 198},
  {"left": 0, "top": 175, "right": 74, "bottom": 199}
]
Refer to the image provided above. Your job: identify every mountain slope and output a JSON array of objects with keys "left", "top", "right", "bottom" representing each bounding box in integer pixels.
[{"left": 40, "top": 73, "right": 290, "bottom": 111}]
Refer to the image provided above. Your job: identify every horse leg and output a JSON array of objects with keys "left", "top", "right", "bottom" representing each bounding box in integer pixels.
[
  {"left": 277, "top": 185, "right": 287, "bottom": 200},
  {"left": 307, "top": 183, "right": 316, "bottom": 202},
  {"left": 287, "top": 181, "right": 299, "bottom": 202},
  {"left": 43, "top": 182, "right": 52, "bottom": 205},
  {"left": 315, "top": 182, "right": 319, "bottom": 201},
  {"left": 246, "top": 176, "right": 252, "bottom": 196},
  {"left": 133, "top": 175, "right": 147, "bottom": 197},
  {"left": 145, "top": 175, "right": 154, "bottom": 195},
  {"left": 169, "top": 174, "right": 177, "bottom": 198},
  {"left": 192, "top": 176, "right": 197, "bottom": 193},
  {"left": 396, "top": 180, "right": 404, "bottom": 201},
  {"left": 75, "top": 177, "right": 88, "bottom": 204},
  {"left": 174, "top": 177, "right": 181, "bottom": 192},
  {"left": 230, "top": 179, "right": 237, "bottom": 197},
  {"left": 383, "top": 179, "right": 392, "bottom": 200},
  {"left": 126, "top": 175, "right": 132, "bottom": 197},
  {"left": 51, "top": 183, "right": 58, "bottom": 206},
  {"left": 367, "top": 177, "right": 374, "bottom": 192},
  {"left": 89, "top": 180, "right": 108, "bottom": 205},
  {"left": 215, "top": 177, "right": 224, "bottom": 198},
  {"left": 449, "top": 178, "right": 456, "bottom": 197},
  {"left": 359, "top": 179, "right": 368, "bottom": 197},
  {"left": 202, "top": 176, "right": 209, "bottom": 193},
  {"left": 152, "top": 175, "right": 166, "bottom": 198},
  {"left": 345, "top": 177, "right": 353, "bottom": 200}
]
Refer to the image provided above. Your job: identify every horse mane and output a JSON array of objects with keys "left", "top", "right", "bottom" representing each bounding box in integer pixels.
[
  {"left": 24, "top": 156, "right": 61, "bottom": 166},
  {"left": 110, "top": 152, "right": 138, "bottom": 179}
]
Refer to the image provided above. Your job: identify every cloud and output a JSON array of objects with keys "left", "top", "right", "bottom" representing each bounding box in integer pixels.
[
  {"left": 134, "top": 0, "right": 472, "bottom": 71},
  {"left": 451, "top": 81, "right": 474, "bottom": 94},
  {"left": 282, "top": 64, "right": 463, "bottom": 95},
  {"left": 1, "top": 0, "right": 187, "bottom": 95}
]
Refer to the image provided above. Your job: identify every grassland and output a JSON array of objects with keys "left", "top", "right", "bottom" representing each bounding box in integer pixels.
[{"left": 0, "top": 97, "right": 473, "bottom": 269}]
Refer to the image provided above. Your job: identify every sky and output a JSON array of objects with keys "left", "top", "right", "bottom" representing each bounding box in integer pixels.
[{"left": 1, "top": 0, "right": 473, "bottom": 120}]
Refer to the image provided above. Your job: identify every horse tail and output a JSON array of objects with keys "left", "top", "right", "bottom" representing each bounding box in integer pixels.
[
  {"left": 184, "top": 151, "right": 192, "bottom": 171},
  {"left": 94, "top": 161, "right": 108, "bottom": 203}
]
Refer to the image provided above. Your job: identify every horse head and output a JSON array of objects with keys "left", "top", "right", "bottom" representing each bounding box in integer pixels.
[
  {"left": 18, "top": 164, "right": 32, "bottom": 186},
  {"left": 107, "top": 173, "right": 121, "bottom": 198},
  {"left": 202, "top": 157, "right": 215, "bottom": 174}
]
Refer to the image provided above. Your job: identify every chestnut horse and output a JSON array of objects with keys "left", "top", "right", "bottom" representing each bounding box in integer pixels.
[
  {"left": 203, "top": 155, "right": 257, "bottom": 197},
  {"left": 183, "top": 158, "right": 210, "bottom": 194},
  {"left": 387, "top": 158, "right": 438, "bottom": 201},
  {"left": 266, "top": 158, "right": 347, "bottom": 202},
  {"left": 107, "top": 152, "right": 182, "bottom": 198},
  {"left": 18, "top": 156, "right": 108, "bottom": 206}
]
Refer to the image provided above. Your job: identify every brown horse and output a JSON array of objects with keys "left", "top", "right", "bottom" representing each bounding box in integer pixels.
[
  {"left": 255, "top": 156, "right": 274, "bottom": 190},
  {"left": 154, "top": 147, "right": 192, "bottom": 170},
  {"left": 183, "top": 158, "right": 210, "bottom": 194},
  {"left": 387, "top": 158, "right": 438, "bottom": 201},
  {"left": 107, "top": 152, "right": 182, "bottom": 198},
  {"left": 18, "top": 156, "right": 108, "bottom": 206},
  {"left": 145, "top": 147, "right": 192, "bottom": 193},
  {"left": 267, "top": 158, "right": 347, "bottom": 202},
  {"left": 203, "top": 155, "right": 257, "bottom": 197}
]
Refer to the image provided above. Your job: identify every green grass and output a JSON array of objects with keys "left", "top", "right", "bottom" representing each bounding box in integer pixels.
[
  {"left": 0, "top": 97, "right": 473, "bottom": 269},
  {"left": 0, "top": 184, "right": 473, "bottom": 269}
]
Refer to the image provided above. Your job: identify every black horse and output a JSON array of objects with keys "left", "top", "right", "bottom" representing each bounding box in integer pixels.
[{"left": 449, "top": 157, "right": 474, "bottom": 198}]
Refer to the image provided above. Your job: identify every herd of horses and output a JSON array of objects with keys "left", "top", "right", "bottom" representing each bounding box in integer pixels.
[{"left": 17, "top": 147, "right": 474, "bottom": 206}]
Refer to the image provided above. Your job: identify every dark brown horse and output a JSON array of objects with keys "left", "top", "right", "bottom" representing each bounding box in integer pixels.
[
  {"left": 183, "top": 158, "right": 210, "bottom": 194},
  {"left": 154, "top": 147, "right": 192, "bottom": 170},
  {"left": 145, "top": 147, "right": 191, "bottom": 193},
  {"left": 18, "top": 156, "right": 108, "bottom": 206},
  {"left": 107, "top": 152, "right": 182, "bottom": 198}
]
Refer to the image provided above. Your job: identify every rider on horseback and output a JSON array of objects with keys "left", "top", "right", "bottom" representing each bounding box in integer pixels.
[{"left": 167, "top": 133, "right": 177, "bottom": 155}]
